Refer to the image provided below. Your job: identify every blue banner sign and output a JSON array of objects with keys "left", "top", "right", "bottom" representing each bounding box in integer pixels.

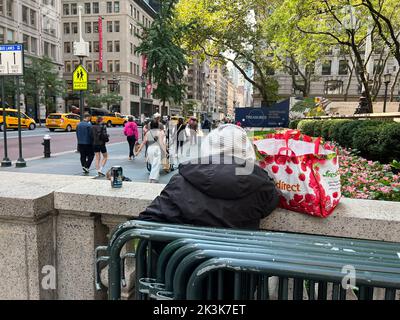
[{"left": 235, "top": 99, "right": 290, "bottom": 128}]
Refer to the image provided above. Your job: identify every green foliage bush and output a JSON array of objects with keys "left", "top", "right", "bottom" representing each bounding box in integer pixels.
[
  {"left": 377, "top": 122, "right": 400, "bottom": 163},
  {"left": 352, "top": 125, "right": 383, "bottom": 161},
  {"left": 313, "top": 121, "right": 324, "bottom": 137},
  {"left": 321, "top": 120, "right": 336, "bottom": 140},
  {"left": 295, "top": 118, "right": 398, "bottom": 164},
  {"left": 289, "top": 119, "right": 302, "bottom": 129},
  {"left": 297, "top": 120, "right": 316, "bottom": 136},
  {"left": 329, "top": 120, "right": 352, "bottom": 142}
]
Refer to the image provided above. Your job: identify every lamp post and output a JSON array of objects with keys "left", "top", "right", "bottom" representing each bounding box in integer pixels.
[
  {"left": 383, "top": 72, "right": 391, "bottom": 113},
  {"left": 383, "top": 72, "right": 392, "bottom": 113}
]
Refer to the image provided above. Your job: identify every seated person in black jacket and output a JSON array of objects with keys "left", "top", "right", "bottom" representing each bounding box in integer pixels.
[{"left": 138, "top": 124, "right": 279, "bottom": 230}]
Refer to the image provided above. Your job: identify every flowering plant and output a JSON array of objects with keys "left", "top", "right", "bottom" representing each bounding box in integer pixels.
[{"left": 338, "top": 147, "right": 400, "bottom": 201}]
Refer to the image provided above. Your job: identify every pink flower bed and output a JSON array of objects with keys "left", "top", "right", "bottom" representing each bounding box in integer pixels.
[{"left": 339, "top": 147, "right": 400, "bottom": 201}]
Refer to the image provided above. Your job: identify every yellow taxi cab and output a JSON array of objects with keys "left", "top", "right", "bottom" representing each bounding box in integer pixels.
[
  {"left": 46, "top": 113, "right": 80, "bottom": 132},
  {"left": 87, "top": 108, "right": 126, "bottom": 127},
  {"left": 0, "top": 108, "right": 36, "bottom": 131}
]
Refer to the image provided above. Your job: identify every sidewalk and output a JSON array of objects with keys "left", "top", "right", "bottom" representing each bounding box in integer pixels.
[{"left": 0, "top": 137, "right": 204, "bottom": 184}]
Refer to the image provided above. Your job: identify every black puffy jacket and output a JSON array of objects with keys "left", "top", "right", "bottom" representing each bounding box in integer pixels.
[{"left": 138, "top": 156, "right": 279, "bottom": 230}]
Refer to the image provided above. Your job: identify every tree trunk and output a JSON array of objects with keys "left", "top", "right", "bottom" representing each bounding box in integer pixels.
[{"left": 390, "top": 69, "right": 400, "bottom": 101}]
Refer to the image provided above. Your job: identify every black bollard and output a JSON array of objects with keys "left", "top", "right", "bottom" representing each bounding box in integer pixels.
[{"left": 42, "top": 134, "right": 51, "bottom": 158}]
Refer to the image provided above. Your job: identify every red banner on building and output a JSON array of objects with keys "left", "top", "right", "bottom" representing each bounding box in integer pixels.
[{"left": 98, "top": 17, "right": 103, "bottom": 71}]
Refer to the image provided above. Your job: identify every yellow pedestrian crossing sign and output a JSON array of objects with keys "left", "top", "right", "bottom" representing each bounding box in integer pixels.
[{"left": 73, "top": 65, "right": 88, "bottom": 91}]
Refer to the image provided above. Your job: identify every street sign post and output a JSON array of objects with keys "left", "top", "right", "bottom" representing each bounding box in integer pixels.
[
  {"left": 0, "top": 43, "right": 25, "bottom": 167},
  {"left": 73, "top": 65, "right": 88, "bottom": 91},
  {"left": 0, "top": 44, "right": 24, "bottom": 75},
  {"left": 73, "top": 64, "right": 88, "bottom": 121}
]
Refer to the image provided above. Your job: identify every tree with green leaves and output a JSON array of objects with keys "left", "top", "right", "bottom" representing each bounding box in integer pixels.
[
  {"left": 135, "top": 0, "right": 188, "bottom": 115},
  {"left": 286, "top": 0, "right": 380, "bottom": 112},
  {"left": 175, "top": 0, "right": 279, "bottom": 106},
  {"left": 86, "top": 82, "right": 123, "bottom": 109},
  {"left": 23, "top": 56, "right": 66, "bottom": 120}
]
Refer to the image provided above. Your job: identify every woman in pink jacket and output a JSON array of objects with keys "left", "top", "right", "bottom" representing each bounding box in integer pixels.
[{"left": 123, "top": 116, "right": 139, "bottom": 160}]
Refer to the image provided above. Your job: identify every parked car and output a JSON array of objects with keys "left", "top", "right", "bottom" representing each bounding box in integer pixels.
[
  {"left": 45, "top": 113, "right": 80, "bottom": 132},
  {"left": 0, "top": 108, "right": 36, "bottom": 131}
]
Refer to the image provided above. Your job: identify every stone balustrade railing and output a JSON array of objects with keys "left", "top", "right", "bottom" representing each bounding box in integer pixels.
[{"left": 0, "top": 172, "right": 399, "bottom": 300}]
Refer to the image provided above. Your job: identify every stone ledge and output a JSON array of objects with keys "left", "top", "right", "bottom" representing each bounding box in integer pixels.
[
  {"left": 1, "top": 172, "right": 400, "bottom": 242},
  {"left": 0, "top": 172, "right": 87, "bottom": 219}
]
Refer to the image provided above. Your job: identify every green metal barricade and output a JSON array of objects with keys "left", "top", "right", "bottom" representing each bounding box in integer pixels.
[
  {"left": 185, "top": 257, "right": 400, "bottom": 300},
  {"left": 95, "top": 221, "right": 400, "bottom": 300}
]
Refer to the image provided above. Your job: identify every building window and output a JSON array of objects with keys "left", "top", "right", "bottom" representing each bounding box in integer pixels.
[
  {"left": 94, "top": 61, "right": 100, "bottom": 72},
  {"left": 107, "top": 2, "right": 112, "bottom": 13},
  {"left": 44, "top": 41, "right": 50, "bottom": 57},
  {"left": 93, "top": 41, "right": 99, "bottom": 52},
  {"left": 72, "top": 22, "right": 78, "bottom": 34},
  {"left": 63, "top": 4, "right": 69, "bottom": 15},
  {"left": 84, "top": 3, "right": 91, "bottom": 14},
  {"left": 71, "top": 3, "right": 77, "bottom": 15},
  {"left": 63, "top": 23, "right": 70, "bottom": 34},
  {"left": 115, "top": 60, "right": 120, "bottom": 72},
  {"left": 107, "top": 21, "right": 113, "bottom": 32},
  {"left": 322, "top": 60, "right": 332, "bottom": 75},
  {"left": 107, "top": 41, "right": 113, "bottom": 52},
  {"left": 93, "top": 2, "right": 99, "bottom": 14},
  {"left": 130, "top": 43, "right": 133, "bottom": 54},
  {"left": 89, "top": 41, "right": 92, "bottom": 53},
  {"left": 72, "top": 60, "right": 79, "bottom": 70},
  {"left": 30, "top": 9, "right": 36, "bottom": 27},
  {"left": 324, "top": 80, "right": 343, "bottom": 95},
  {"left": 130, "top": 4, "right": 133, "bottom": 16},
  {"left": 22, "top": 6, "right": 28, "bottom": 24},
  {"left": 0, "top": 27, "right": 4, "bottom": 43},
  {"left": 129, "top": 23, "right": 133, "bottom": 36},
  {"left": 3, "top": 0, "right": 11, "bottom": 17},
  {"left": 23, "top": 34, "right": 29, "bottom": 52},
  {"left": 130, "top": 62, "right": 133, "bottom": 74},
  {"left": 85, "top": 22, "right": 91, "bottom": 33},
  {"left": 109, "top": 80, "right": 119, "bottom": 93},
  {"left": 93, "top": 21, "right": 99, "bottom": 33},
  {"left": 108, "top": 61, "right": 113, "bottom": 72},
  {"left": 7, "top": 29, "right": 14, "bottom": 43},
  {"left": 338, "top": 60, "right": 348, "bottom": 75},
  {"left": 131, "top": 82, "right": 140, "bottom": 96},
  {"left": 51, "top": 44, "right": 56, "bottom": 59},
  {"left": 87, "top": 61, "right": 92, "bottom": 73},
  {"left": 115, "top": 41, "right": 120, "bottom": 52},
  {"left": 114, "top": 1, "right": 120, "bottom": 13},
  {"left": 65, "top": 61, "right": 72, "bottom": 73},
  {"left": 64, "top": 42, "right": 71, "bottom": 53},
  {"left": 114, "top": 21, "right": 120, "bottom": 32}
]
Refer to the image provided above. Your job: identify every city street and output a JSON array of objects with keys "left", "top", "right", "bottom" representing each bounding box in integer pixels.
[
  {"left": 0, "top": 126, "right": 134, "bottom": 160},
  {"left": 0, "top": 125, "right": 203, "bottom": 184}
]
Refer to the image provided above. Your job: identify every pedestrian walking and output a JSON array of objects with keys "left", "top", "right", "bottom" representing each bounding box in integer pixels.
[
  {"left": 123, "top": 116, "right": 139, "bottom": 160},
  {"left": 135, "top": 120, "right": 166, "bottom": 183},
  {"left": 92, "top": 116, "right": 109, "bottom": 177},
  {"left": 175, "top": 117, "right": 187, "bottom": 155},
  {"left": 76, "top": 113, "right": 95, "bottom": 174},
  {"left": 188, "top": 117, "right": 198, "bottom": 145},
  {"left": 202, "top": 117, "right": 211, "bottom": 136}
]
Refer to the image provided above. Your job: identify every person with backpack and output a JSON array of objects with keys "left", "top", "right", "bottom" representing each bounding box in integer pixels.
[
  {"left": 123, "top": 116, "right": 139, "bottom": 160},
  {"left": 76, "top": 113, "right": 95, "bottom": 174},
  {"left": 92, "top": 116, "right": 109, "bottom": 177}
]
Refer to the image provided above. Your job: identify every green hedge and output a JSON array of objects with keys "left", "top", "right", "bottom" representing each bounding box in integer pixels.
[
  {"left": 289, "top": 119, "right": 302, "bottom": 129},
  {"left": 296, "top": 119, "right": 400, "bottom": 164}
]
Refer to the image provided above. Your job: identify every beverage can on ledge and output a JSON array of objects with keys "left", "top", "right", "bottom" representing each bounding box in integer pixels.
[{"left": 111, "top": 166, "right": 123, "bottom": 188}]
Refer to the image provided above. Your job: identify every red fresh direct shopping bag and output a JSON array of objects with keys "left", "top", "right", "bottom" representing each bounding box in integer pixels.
[{"left": 253, "top": 130, "right": 341, "bottom": 218}]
